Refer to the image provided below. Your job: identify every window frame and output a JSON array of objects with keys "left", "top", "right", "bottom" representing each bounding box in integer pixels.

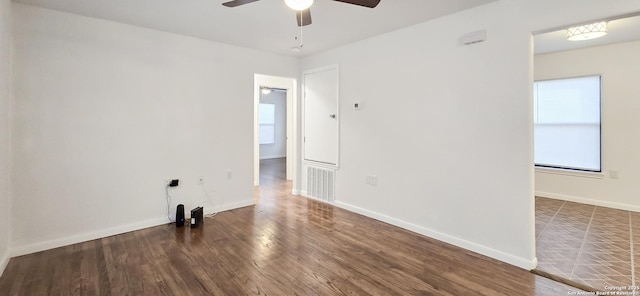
[
  {"left": 533, "top": 75, "right": 602, "bottom": 173},
  {"left": 258, "top": 103, "right": 276, "bottom": 145}
]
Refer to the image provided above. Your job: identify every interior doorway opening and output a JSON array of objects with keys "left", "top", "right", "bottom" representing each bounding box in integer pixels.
[
  {"left": 258, "top": 87, "right": 288, "bottom": 184},
  {"left": 254, "top": 74, "right": 298, "bottom": 192},
  {"left": 532, "top": 12, "right": 640, "bottom": 291}
]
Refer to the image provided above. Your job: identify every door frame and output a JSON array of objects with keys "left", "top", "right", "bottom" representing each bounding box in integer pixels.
[{"left": 254, "top": 74, "right": 297, "bottom": 189}]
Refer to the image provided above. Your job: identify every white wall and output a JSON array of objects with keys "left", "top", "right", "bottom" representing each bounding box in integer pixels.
[
  {"left": 301, "top": 0, "right": 640, "bottom": 269},
  {"left": 259, "top": 91, "right": 287, "bottom": 160},
  {"left": 10, "top": 3, "right": 298, "bottom": 256},
  {"left": 0, "top": 0, "right": 13, "bottom": 276},
  {"left": 535, "top": 41, "right": 640, "bottom": 211},
  {"left": 7, "top": 0, "right": 640, "bottom": 271}
]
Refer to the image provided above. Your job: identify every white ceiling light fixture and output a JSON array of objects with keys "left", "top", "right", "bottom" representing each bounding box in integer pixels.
[
  {"left": 284, "top": 0, "right": 314, "bottom": 11},
  {"left": 567, "top": 22, "right": 608, "bottom": 41}
]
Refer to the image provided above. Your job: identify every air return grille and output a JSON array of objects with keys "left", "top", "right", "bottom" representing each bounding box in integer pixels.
[{"left": 307, "top": 166, "right": 335, "bottom": 202}]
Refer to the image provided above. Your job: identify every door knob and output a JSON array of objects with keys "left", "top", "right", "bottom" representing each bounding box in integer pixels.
[{"left": 329, "top": 114, "right": 336, "bottom": 119}]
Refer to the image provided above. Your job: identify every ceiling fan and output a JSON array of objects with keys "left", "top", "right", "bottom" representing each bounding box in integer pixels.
[{"left": 222, "top": 0, "right": 381, "bottom": 27}]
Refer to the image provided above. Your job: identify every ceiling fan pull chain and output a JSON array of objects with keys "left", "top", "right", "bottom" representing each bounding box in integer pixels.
[{"left": 299, "top": 12, "right": 304, "bottom": 48}]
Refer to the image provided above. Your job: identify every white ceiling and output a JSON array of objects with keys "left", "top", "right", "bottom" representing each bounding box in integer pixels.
[
  {"left": 535, "top": 14, "right": 640, "bottom": 55},
  {"left": 14, "top": 0, "right": 496, "bottom": 57}
]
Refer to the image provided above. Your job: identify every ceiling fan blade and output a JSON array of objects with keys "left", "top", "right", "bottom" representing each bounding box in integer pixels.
[
  {"left": 296, "top": 9, "right": 312, "bottom": 26},
  {"left": 222, "top": 0, "right": 261, "bottom": 7},
  {"left": 332, "top": 0, "right": 380, "bottom": 8}
]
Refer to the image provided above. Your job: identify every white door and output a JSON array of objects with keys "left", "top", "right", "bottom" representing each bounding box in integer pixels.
[{"left": 304, "top": 66, "right": 339, "bottom": 165}]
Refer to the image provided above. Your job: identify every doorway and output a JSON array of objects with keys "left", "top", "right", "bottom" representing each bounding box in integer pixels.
[
  {"left": 258, "top": 87, "right": 288, "bottom": 184},
  {"left": 254, "top": 74, "right": 297, "bottom": 192},
  {"left": 532, "top": 13, "right": 640, "bottom": 291}
]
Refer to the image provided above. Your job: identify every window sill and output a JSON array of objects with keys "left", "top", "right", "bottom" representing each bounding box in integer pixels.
[{"left": 535, "top": 167, "right": 604, "bottom": 179}]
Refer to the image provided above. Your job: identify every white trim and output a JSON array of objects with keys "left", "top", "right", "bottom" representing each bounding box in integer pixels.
[
  {"left": 334, "top": 201, "right": 538, "bottom": 270},
  {"left": 536, "top": 191, "right": 640, "bottom": 212},
  {"left": 535, "top": 167, "right": 604, "bottom": 179},
  {"left": 291, "top": 189, "right": 300, "bottom": 195},
  {"left": 207, "top": 199, "right": 255, "bottom": 215},
  {"left": 10, "top": 217, "right": 167, "bottom": 257},
  {"left": 0, "top": 250, "right": 9, "bottom": 277},
  {"left": 531, "top": 257, "right": 538, "bottom": 270},
  {"left": 302, "top": 160, "right": 338, "bottom": 170},
  {"left": 10, "top": 200, "right": 255, "bottom": 257}
]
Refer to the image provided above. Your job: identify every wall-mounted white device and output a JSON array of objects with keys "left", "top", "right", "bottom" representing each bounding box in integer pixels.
[{"left": 459, "top": 30, "right": 487, "bottom": 45}]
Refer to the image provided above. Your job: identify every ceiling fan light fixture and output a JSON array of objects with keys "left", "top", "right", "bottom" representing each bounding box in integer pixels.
[
  {"left": 284, "top": 0, "right": 313, "bottom": 11},
  {"left": 567, "top": 22, "right": 608, "bottom": 41}
]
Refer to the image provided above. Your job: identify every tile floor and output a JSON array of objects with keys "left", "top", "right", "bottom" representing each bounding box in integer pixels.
[{"left": 536, "top": 197, "right": 640, "bottom": 291}]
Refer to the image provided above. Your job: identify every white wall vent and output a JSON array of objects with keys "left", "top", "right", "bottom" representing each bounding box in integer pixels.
[
  {"left": 459, "top": 30, "right": 487, "bottom": 45},
  {"left": 307, "top": 166, "right": 335, "bottom": 202}
]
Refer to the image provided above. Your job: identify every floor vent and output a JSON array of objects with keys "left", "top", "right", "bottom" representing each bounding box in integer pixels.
[{"left": 307, "top": 166, "right": 335, "bottom": 202}]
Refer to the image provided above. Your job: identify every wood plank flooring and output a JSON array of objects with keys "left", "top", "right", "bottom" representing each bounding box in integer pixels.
[{"left": 0, "top": 158, "right": 581, "bottom": 295}]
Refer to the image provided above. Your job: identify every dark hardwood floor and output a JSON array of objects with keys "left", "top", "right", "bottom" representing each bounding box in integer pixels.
[{"left": 0, "top": 158, "right": 581, "bottom": 295}]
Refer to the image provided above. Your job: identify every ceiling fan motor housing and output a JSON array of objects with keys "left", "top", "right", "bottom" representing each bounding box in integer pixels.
[{"left": 222, "top": 0, "right": 381, "bottom": 26}]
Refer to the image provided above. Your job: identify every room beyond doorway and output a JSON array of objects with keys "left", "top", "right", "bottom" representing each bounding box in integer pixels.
[
  {"left": 259, "top": 88, "right": 287, "bottom": 162},
  {"left": 253, "top": 74, "right": 297, "bottom": 191},
  {"left": 535, "top": 197, "right": 638, "bottom": 291},
  {"left": 260, "top": 158, "right": 286, "bottom": 185},
  {"left": 532, "top": 12, "right": 640, "bottom": 292}
]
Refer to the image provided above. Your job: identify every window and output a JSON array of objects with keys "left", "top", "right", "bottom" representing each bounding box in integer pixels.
[
  {"left": 534, "top": 75, "right": 601, "bottom": 172},
  {"left": 259, "top": 103, "right": 276, "bottom": 144}
]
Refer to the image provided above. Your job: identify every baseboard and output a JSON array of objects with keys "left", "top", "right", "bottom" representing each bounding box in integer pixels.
[
  {"left": 291, "top": 189, "right": 300, "bottom": 195},
  {"left": 531, "top": 257, "right": 538, "bottom": 270},
  {"left": 536, "top": 191, "right": 640, "bottom": 212},
  {"left": 10, "top": 199, "right": 256, "bottom": 257},
  {"left": 10, "top": 217, "right": 168, "bottom": 257},
  {"left": 0, "top": 249, "right": 9, "bottom": 277},
  {"left": 205, "top": 199, "right": 255, "bottom": 215},
  {"left": 334, "top": 201, "right": 537, "bottom": 270}
]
